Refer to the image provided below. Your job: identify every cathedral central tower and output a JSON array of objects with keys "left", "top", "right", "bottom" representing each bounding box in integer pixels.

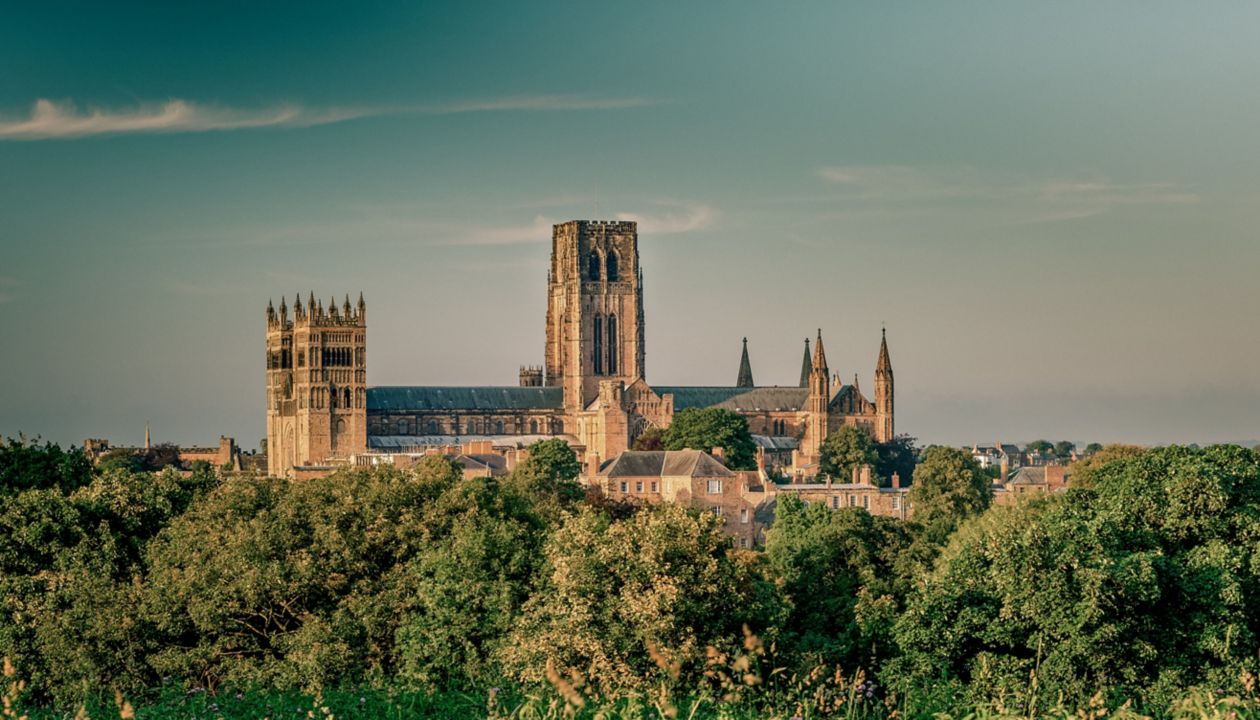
[{"left": 545, "top": 220, "right": 645, "bottom": 412}]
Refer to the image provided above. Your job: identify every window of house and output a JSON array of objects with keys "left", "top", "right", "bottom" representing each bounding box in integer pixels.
[
  {"left": 848, "top": 494, "right": 856, "bottom": 507},
  {"left": 711, "top": 506, "right": 721, "bottom": 517},
  {"left": 739, "top": 537, "right": 748, "bottom": 549},
  {"left": 427, "top": 420, "right": 437, "bottom": 434},
  {"left": 891, "top": 496, "right": 900, "bottom": 510},
  {"left": 635, "top": 481, "right": 643, "bottom": 492},
  {"left": 530, "top": 420, "right": 538, "bottom": 434},
  {"left": 863, "top": 495, "right": 870, "bottom": 509},
  {"left": 620, "top": 481, "right": 628, "bottom": 493},
  {"left": 740, "top": 508, "right": 749, "bottom": 524},
  {"left": 831, "top": 496, "right": 839, "bottom": 509},
  {"left": 651, "top": 481, "right": 658, "bottom": 492},
  {"left": 397, "top": 419, "right": 408, "bottom": 435},
  {"left": 496, "top": 420, "right": 504, "bottom": 434},
  {"left": 707, "top": 479, "right": 722, "bottom": 494}
]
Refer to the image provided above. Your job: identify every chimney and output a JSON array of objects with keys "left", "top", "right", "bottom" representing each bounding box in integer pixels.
[
  {"left": 891, "top": 471, "right": 901, "bottom": 489},
  {"left": 711, "top": 446, "right": 725, "bottom": 463},
  {"left": 756, "top": 446, "right": 766, "bottom": 472},
  {"left": 860, "top": 465, "right": 872, "bottom": 486}
]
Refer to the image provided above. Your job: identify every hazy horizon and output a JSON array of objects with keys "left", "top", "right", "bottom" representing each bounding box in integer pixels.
[{"left": 2, "top": 2, "right": 1258, "bottom": 450}]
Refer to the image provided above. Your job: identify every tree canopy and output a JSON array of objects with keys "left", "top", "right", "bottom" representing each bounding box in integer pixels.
[
  {"left": 663, "top": 408, "right": 756, "bottom": 470},
  {"left": 819, "top": 426, "right": 878, "bottom": 482}
]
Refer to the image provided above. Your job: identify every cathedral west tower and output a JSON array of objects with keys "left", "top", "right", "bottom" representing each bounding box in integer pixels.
[
  {"left": 266, "top": 293, "right": 367, "bottom": 477},
  {"left": 544, "top": 221, "right": 645, "bottom": 412}
]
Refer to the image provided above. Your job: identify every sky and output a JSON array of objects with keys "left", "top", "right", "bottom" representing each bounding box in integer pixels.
[{"left": 2, "top": 1, "right": 1258, "bottom": 450}]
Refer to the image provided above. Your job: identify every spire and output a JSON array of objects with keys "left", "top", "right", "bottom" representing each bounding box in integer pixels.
[
  {"left": 799, "top": 338, "right": 811, "bottom": 387},
  {"left": 877, "top": 327, "right": 892, "bottom": 376},
  {"left": 269, "top": 298, "right": 277, "bottom": 323},
  {"left": 736, "top": 337, "right": 754, "bottom": 388},
  {"left": 307, "top": 291, "right": 316, "bottom": 316},
  {"left": 357, "top": 291, "right": 366, "bottom": 317},
  {"left": 144, "top": 422, "right": 151, "bottom": 450},
  {"left": 812, "top": 328, "right": 828, "bottom": 372},
  {"left": 294, "top": 293, "right": 303, "bottom": 319},
  {"left": 343, "top": 294, "right": 352, "bottom": 318},
  {"left": 329, "top": 296, "right": 338, "bottom": 319},
  {"left": 852, "top": 372, "right": 861, "bottom": 394}
]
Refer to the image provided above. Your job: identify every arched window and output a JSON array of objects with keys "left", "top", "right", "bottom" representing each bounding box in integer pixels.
[
  {"left": 329, "top": 386, "right": 337, "bottom": 408},
  {"left": 336, "top": 418, "right": 346, "bottom": 433},
  {"left": 343, "top": 387, "right": 351, "bottom": 408},
  {"left": 397, "top": 419, "right": 408, "bottom": 435},
  {"left": 496, "top": 420, "right": 504, "bottom": 434},
  {"left": 606, "top": 251, "right": 619, "bottom": 281},
  {"left": 588, "top": 253, "right": 601, "bottom": 281},
  {"left": 530, "top": 420, "right": 538, "bottom": 434},
  {"left": 427, "top": 420, "right": 438, "bottom": 434},
  {"left": 606, "top": 314, "right": 618, "bottom": 375},
  {"left": 593, "top": 315, "right": 603, "bottom": 375}
]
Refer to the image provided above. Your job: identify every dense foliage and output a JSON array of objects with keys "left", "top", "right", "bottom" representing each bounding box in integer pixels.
[
  {"left": 662, "top": 408, "right": 757, "bottom": 470},
  {"left": 820, "top": 426, "right": 879, "bottom": 481},
  {"left": 1, "top": 437, "right": 1258, "bottom": 718}
]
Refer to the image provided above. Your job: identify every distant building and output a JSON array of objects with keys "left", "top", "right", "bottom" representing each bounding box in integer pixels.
[
  {"left": 264, "top": 220, "right": 896, "bottom": 479},
  {"left": 83, "top": 434, "right": 257, "bottom": 473}
]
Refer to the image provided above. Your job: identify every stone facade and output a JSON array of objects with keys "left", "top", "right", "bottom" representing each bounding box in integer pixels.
[{"left": 263, "top": 220, "right": 897, "bottom": 479}]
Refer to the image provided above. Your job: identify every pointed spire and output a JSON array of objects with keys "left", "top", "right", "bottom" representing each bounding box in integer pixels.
[
  {"left": 268, "top": 298, "right": 277, "bottom": 323},
  {"left": 852, "top": 372, "right": 861, "bottom": 393},
  {"left": 307, "top": 291, "right": 316, "bottom": 316},
  {"left": 294, "top": 293, "right": 303, "bottom": 319},
  {"left": 877, "top": 327, "right": 892, "bottom": 375},
  {"left": 343, "top": 294, "right": 352, "bottom": 318},
  {"left": 736, "top": 337, "right": 754, "bottom": 388},
  {"left": 799, "top": 338, "right": 811, "bottom": 387},
  {"left": 144, "top": 422, "right": 151, "bottom": 450},
  {"left": 317, "top": 297, "right": 324, "bottom": 316},
  {"left": 812, "top": 328, "right": 828, "bottom": 371}
]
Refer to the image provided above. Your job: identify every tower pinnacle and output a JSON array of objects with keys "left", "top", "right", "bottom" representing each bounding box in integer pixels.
[
  {"left": 736, "top": 337, "right": 754, "bottom": 388},
  {"left": 799, "top": 338, "right": 811, "bottom": 387}
]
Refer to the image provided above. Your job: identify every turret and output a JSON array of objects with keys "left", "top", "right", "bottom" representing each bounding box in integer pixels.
[
  {"left": 307, "top": 291, "right": 316, "bottom": 318},
  {"left": 803, "top": 329, "right": 832, "bottom": 469},
  {"left": 357, "top": 292, "right": 366, "bottom": 320},
  {"left": 736, "top": 337, "right": 754, "bottom": 388},
  {"left": 294, "top": 294, "right": 304, "bottom": 321},
  {"left": 874, "top": 328, "right": 894, "bottom": 442},
  {"left": 343, "top": 294, "right": 352, "bottom": 319},
  {"left": 329, "top": 296, "right": 339, "bottom": 320},
  {"left": 267, "top": 299, "right": 277, "bottom": 325}
]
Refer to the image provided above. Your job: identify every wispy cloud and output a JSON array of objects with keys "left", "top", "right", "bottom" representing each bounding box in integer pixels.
[
  {"left": 0, "top": 99, "right": 372, "bottom": 140},
  {"left": 423, "top": 94, "right": 657, "bottom": 114},
  {"left": 817, "top": 164, "right": 1198, "bottom": 223},
  {"left": 0, "top": 93, "right": 659, "bottom": 141},
  {"left": 615, "top": 200, "right": 715, "bottom": 234}
]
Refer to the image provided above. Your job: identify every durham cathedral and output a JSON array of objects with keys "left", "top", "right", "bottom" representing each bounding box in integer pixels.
[{"left": 264, "top": 220, "right": 894, "bottom": 479}]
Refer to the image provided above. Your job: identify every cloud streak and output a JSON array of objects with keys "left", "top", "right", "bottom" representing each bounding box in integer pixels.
[
  {"left": 0, "top": 93, "right": 659, "bottom": 141},
  {"left": 817, "top": 164, "right": 1198, "bottom": 223}
]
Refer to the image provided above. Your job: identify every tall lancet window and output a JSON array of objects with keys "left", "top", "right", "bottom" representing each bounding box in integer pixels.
[
  {"left": 593, "top": 315, "right": 603, "bottom": 375},
  {"left": 588, "top": 253, "right": 601, "bottom": 281},
  {"left": 606, "top": 252, "right": 619, "bottom": 281},
  {"left": 607, "top": 314, "right": 618, "bottom": 375}
]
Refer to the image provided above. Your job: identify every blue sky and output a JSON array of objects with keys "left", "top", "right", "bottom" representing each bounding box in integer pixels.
[{"left": 2, "top": 1, "right": 1258, "bottom": 448}]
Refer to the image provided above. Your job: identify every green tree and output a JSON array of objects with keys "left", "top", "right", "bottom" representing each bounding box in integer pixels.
[
  {"left": 519, "top": 438, "right": 581, "bottom": 483},
  {"left": 888, "top": 445, "right": 1260, "bottom": 714},
  {"left": 1053, "top": 440, "right": 1076, "bottom": 460},
  {"left": 631, "top": 427, "right": 665, "bottom": 451},
  {"left": 500, "top": 503, "right": 783, "bottom": 697},
  {"left": 0, "top": 438, "right": 93, "bottom": 495},
  {"left": 663, "top": 408, "right": 757, "bottom": 470},
  {"left": 1025, "top": 439, "right": 1054, "bottom": 457},
  {"left": 907, "top": 446, "right": 990, "bottom": 540},
  {"left": 1084, "top": 442, "right": 1104, "bottom": 454},
  {"left": 819, "top": 426, "right": 878, "bottom": 482},
  {"left": 873, "top": 434, "right": 917, "bottom": 486},
  {"left": 764, "top": 494, "right": 913, "bottom": 671}
]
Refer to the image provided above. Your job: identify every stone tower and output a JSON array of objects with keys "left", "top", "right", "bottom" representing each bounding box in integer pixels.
[
  {"left": 874, "top": 328, "right": 894, "bottom": 442},
  {"left": 266, "top": 292, "right": 367, "bottom": 477},
  {"left": 802, "top": 329, "right": 830, "bottom": 463},
  {"left": 544, "top": 221, "right": 645, "bottom": 412}
]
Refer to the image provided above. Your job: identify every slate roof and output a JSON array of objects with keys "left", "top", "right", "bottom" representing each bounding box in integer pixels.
[
  {"left": 652, "top": 386, "right": 809, "bottom": 411},
  {"left": 367, "top": 386, "right": 563, "bottom": 412},
  {"left": 601, "top": 450, "right": 736, "bottom": 478},
  {"left": 1008, "top": 467, "right": 1048, "bottom": 485},
  {"left": 368, "top": 434, "right": 561, "bottom": 450},
  {"left": 751, "top": 434, "right": 800, "bottom": 450}
]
